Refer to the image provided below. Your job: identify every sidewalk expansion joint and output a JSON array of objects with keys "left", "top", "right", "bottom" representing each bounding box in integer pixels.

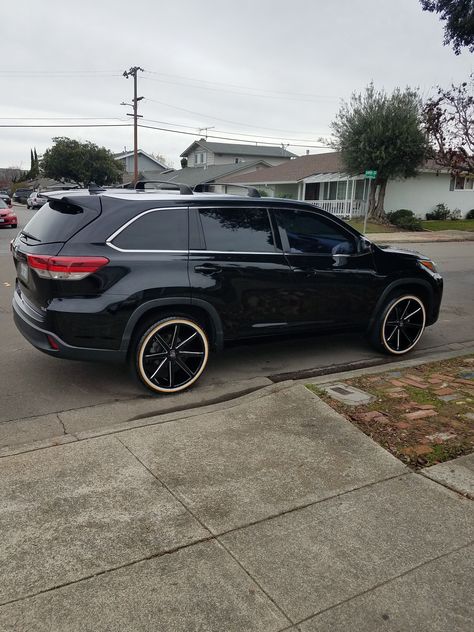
[
  {"left": 115, "top": 437, "right": 213, "bottom": 537},
  {"left": 418, "top": 470, "right": 474, "bottom": 501},
  {"left": 215, "top": 472, "right": 411, "bottom": 540},
  {"left": 292, "top": 540, "right": 474, "bottom": 629},
  {"left": 0, "top": 532, "right": 216, "bottom": 610}
]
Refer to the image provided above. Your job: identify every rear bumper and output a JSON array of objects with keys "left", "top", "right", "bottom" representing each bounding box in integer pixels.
[{"left": 13, "top": 290, "right": 126, "bottom": 363}]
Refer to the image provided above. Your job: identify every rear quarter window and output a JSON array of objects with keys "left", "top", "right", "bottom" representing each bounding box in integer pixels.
[{"left": 21, "top": 201, "right": 101, "bottom": 244}]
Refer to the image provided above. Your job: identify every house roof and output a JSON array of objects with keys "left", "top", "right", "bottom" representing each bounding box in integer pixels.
[
  {"left": 180, "top": 139, "right": 296, "bottom": 159},
  {"left": 223, "top": 151, "right": 451, "bottom": 184},
  {"left": 223, "top": 152, "right": 344, "bottom": 183},
  {"left": 114, "top": 149, "right": 168, "bottom": 169},
  {"left": 154, "top": 161, "right": 271, "bottom": 187}
]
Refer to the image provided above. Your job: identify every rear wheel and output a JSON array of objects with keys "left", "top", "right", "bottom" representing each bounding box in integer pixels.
[
  {"left": 133, "top": 316, "right": 209, "bottom": 394},
  {"left": 369, "top": 294, "right": 426, "bottom": 355}
]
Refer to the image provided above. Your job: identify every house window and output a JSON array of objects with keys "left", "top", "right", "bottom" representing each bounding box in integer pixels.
[
  {"left": 195, "top": 151, "right": 206, "bottom": 165},
  {"left": 454, "top": 176, "right": 474, "bottom": 190}
]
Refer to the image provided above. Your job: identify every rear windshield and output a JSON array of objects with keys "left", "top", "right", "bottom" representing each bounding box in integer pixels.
[{"left": 21, "top": 200, "right": 100, "bottom": 243}]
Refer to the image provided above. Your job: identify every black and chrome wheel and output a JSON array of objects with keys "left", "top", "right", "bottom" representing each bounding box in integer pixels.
[
  {"left": 370, "top": 294, "right": 426, "bottom": 355},
  {"left": 134, "top": 317, "right": 209, "bottom": 394}
]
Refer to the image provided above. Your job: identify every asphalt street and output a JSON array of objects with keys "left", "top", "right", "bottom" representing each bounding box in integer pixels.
[{"left": 1, "top": 204, "right": 473, "bottom": 433}]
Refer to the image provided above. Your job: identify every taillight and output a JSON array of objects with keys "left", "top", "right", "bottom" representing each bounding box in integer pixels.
[{"left": 26, "top": 255, "right": 109, "bottom": 280}]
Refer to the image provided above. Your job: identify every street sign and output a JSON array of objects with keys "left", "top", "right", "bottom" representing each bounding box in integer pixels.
[{"left": 365, "top": 170, "right": 377, "bottom": 179}]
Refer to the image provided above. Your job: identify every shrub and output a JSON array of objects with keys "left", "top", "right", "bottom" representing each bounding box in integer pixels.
[
  {"left": 426, "top": 203, "right": 451, "bottom": 220},
  {"left": 387, "top": 209, "right": 414, "bottom": 223},
  {"left": 387, "top": 209, "right": 423, "bottom": 231},
  {"left": 466, "top": 209, "right": 474, "bottom": 219},
  {"left": 450, "top": 208, "right": 462, "bottom": 220}
]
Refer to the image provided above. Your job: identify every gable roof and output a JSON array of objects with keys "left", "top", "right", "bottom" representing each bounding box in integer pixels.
[
  {"left": 114, "top": 149, "right": 168, "bottom": 169},
  {"left": 180, "top": 139, "right": 296, "bottom": 159},
  {"left": 155, "top": 160, "right": 271, "bottom": 187}
]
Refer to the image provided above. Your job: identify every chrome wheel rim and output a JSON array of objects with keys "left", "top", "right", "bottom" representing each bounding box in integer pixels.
[
  {"left": 382, "top": 296, "right": 426, "bottom": 354},
  {"left": 139, "top": 319, "right": 208, "bottom": 393}
]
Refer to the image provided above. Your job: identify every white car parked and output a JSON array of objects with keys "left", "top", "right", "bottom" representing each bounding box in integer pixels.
[{"left": 26, "top": 192, "right": 48, "bottom": 210}]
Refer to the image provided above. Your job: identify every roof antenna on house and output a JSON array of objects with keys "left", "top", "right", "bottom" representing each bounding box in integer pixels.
[{"left": 199, "top": 126, "right": 214, "bottom": 140}]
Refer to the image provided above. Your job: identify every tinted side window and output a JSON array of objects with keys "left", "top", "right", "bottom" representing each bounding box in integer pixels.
[
  {"left": 112, "top": 208, "right": 188, "bottom": 250},
  {"left": 199, "top": 208, "right": 275, "bottom": 252},
  {"left": 275, "top": 209, "right": 355, "bottom": 255}
]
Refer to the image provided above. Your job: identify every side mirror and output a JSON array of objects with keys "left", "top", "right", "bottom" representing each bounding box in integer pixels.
[{"left": 358, "top": 236, "right": 372, "bottom": 254}]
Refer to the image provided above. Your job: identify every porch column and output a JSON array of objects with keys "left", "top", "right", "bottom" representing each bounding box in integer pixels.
[
  {"left": 300, "top": 181, "right": 306, "bottom": 201},
  {"left": 345, "top": 179, "right": 349, "bottom": 216}
]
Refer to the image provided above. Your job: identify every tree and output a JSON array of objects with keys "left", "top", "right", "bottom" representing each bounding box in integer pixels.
[
  {"left": 41, "top": 137, "right": 124, "bottom": 186},
  {"left": 423, "top": 74, "right": 474, "bottom": 174},
  {"left": 331, "top": 84, "right": 429, "bottom": 220},
  {"left": 420, "top": 1, "right": 474, "bottom": 55}
]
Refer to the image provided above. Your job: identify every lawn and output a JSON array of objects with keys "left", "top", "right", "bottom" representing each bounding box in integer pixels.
[
  {"left": 345, "top": 220, "right": 399, "bottom": 233},
  {"left": 423, "top": 219, "right": 474, "bottom": 231}
]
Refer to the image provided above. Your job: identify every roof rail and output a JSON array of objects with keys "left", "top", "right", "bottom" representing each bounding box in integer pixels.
[
  {"left": 88, "top": 182, "right": 106, "bottom": 194},
  {"left": 194, "top": 183, "right": 260, "bottom": 198},
  {"left": 135, "top": 180, "right": 193, "bottom": 195}
]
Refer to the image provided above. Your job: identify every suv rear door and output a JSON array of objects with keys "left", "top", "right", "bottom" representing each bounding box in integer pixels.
[{"left": 189, "top": 205, "right": 295, "bottom": 339}]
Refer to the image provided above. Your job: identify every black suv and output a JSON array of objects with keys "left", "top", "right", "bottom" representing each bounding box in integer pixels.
[{"left": 12, "top": 184, "right": 443, "bottom": 394}]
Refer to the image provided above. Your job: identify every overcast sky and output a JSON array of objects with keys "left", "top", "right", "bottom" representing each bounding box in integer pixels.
[{"left": 1, "top": 0, "right": 472, "bottom": 169}]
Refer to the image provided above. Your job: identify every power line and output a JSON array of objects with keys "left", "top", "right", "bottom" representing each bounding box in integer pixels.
[
  {"left": 143, "top": 70, "right": 338, "bottom": 101},
  {"left": 141, "top": 75, "right": 337, "bottom": 103},
  {"left": 0, "top": 123, "right": 132, "bottom": 128},
  {"left": 144, "top": 97, "right": 325, "bottom": 136},
  {"left": 137, "top": 123, "right": 330, "bottom": 148}
]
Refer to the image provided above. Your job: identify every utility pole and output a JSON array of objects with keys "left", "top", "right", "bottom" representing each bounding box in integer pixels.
[{"left": 122, "top": 66, "right": 144, "bottom": 184}]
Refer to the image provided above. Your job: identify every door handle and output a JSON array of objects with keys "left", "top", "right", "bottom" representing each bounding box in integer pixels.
[{"left": 194, "top": 264, "right": 222, "bottom": 275}]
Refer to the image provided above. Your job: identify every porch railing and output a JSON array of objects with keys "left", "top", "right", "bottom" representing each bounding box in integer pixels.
[{"left": 304, "top": 199, "right": 366, "bottom": 218}]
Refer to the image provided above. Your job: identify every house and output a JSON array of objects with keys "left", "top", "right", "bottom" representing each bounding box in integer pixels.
[
  {"left": 180, "top": 139, "right": 296, "bottom": 168},
  {"left": 222, "top": 151, "right": 474, "bottom": 219},
  {"left": 114, "top": 150, "right": 169, "bottom": 182},
  {"left": 151, "top": 139, "right": 296, "bottom": 189},
  {"left": 156, "top": 160, "right": 274, "bottom": 189}
]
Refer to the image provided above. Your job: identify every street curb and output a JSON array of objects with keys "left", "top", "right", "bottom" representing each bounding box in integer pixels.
[
  {"left": 0, "top": 380, "right": 295, "bottom": 459},
  {"left": 301, "top": 344, "right": 474, "bottom": 385}
]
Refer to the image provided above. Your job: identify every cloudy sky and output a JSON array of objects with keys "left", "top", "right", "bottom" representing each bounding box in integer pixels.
[{"left": 1, "top": 0, "right": 472, "bottom": 169}]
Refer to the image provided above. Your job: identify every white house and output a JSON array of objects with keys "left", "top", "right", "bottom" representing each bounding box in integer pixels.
[{"left": 223, "top": 152, "right": 474, "bottom": 219}]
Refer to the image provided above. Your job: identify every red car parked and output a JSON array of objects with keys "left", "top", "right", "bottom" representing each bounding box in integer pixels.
[{"left": 0, "top": 198, "right": 17, "bottom": 228}]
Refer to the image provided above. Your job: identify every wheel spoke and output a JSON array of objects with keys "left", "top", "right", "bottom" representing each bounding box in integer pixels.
[
  {"left": 179, "top": 350, "right": 204, "bottom": 356},
  {"left": 386, "top": 325, "right": 398, "bottom": 342},
  {"left": 176, "top": 331, "right": 197, "bottom": 349},
  {"left": 404, "top": 307, "right": 422, "bottom": 320},
  {"left": 176, "top": 357, "right": 194, "bottom": 378},
  {"left": 150, "top": 358, "right": 167, "bottom": 380},
  {"left": 153, "top": 333, "right": 170, "bottom": 352},
  {"left": 396, "top": 328, "right": 400, "bottom": 351},
  {"left": 145, "top": 351, "right": 167, "bottom": 359},
  {"left": 400, "top": 328, "right": 413, "bottom": 344},
  {"left": 168, "top": 360, "right": 173, "bottom": 387},
  {"left": 400, "top": 300, "right": 410, "bottom": 320},
  {"left": 404, "top": 322, "right": 421, "bottom": 328},
  {"left": 170, "top": 325, "right": 179, "bottom": 349}
]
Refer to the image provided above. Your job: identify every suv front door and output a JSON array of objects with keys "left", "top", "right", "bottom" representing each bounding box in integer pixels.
[{"left": 273, "top": 207, "right": 378, "bottom": 327}]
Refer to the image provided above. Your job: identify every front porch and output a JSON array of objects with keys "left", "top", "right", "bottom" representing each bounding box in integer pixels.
[{"left": 300, "top": 172, "right": 370, "bottom": 219}]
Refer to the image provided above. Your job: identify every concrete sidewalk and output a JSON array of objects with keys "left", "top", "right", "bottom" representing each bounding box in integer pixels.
[
  {"left": 369, "top": 229, "right": 474, "bottom": 243},
  {"left": 0, "top": 383, "right": 472, "bottom": 630}
]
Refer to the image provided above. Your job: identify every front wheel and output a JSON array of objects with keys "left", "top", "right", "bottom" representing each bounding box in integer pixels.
[
  {"left": 369, "top": 294, "right": 426, "bottom": 355},
  {"left": 133, "top": 316, "right": 209, "bottom": 394}
]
